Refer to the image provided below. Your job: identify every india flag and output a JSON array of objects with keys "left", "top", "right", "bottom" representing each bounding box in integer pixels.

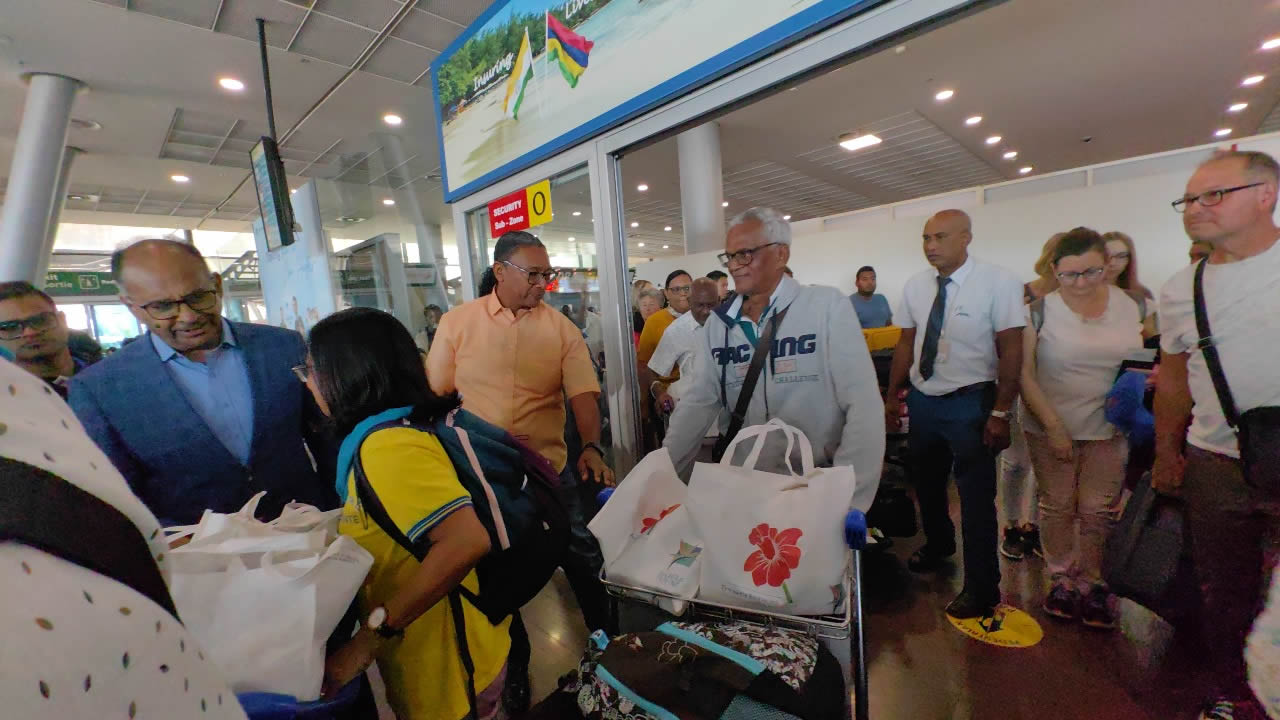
[{"left": 503, "top": 28, "right": 534, "bottom": 120}]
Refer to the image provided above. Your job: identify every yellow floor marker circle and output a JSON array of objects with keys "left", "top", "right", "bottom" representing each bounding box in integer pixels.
[{"left": 947, "top": 603, "right": 1043, "bottom": 648}]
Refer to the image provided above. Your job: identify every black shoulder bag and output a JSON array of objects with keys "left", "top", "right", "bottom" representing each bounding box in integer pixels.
[
  {"left": 1192, "top": 258, "right": 1280, "bottom": 492},
  {"left": 712, "top": 306, "right": 789, "bottom": 462}
]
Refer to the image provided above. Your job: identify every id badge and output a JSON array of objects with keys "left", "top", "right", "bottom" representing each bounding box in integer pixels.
[{"left": 935, "top": 339, "right": 951, "bottom": 365}]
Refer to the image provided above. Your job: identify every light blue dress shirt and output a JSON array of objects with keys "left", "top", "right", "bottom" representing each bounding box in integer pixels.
[{"left": 150, "top": 319, "right": 255, "bottom": 466}]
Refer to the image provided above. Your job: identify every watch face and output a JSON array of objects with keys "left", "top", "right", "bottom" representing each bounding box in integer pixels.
[{"left": 368, "top": 606, "right": 387, "bottom": 630}]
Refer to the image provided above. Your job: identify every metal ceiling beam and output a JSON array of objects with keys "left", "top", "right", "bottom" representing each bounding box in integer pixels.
[
  {"left": 295, "top": 138, "right": 344, "bottom": 177},
  {"left": 132, "top": 190, "right": 149, "bottom": 214},
  {"left": 286, "top": 1, "right": 316, "bottom": 52},
  {"left": 209, "top": 119, "right": 239, "bottom": 165},
  {"left": 411, "top": 66, "right": 431, "bottom": 86},
  {"left": 197, "top": 0, "right": 421, "bottom": 229},
  {"left": 367, "top": 153, "right": 417, "bottom": 186},
  {"left": 169, "top": 192, "right": 192, "bottom": 216},
  {"left": 210, "top": 0, "right": 226, "bottom": 31}
]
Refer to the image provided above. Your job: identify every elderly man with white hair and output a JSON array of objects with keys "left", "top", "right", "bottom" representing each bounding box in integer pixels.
[{"left": 662, "top": 207, "right": 885, "bottom": 504}]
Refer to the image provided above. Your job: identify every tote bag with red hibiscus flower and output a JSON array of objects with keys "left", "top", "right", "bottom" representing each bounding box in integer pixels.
[{"left": 688, "top": 419, "right": 856, "bottom": 615}]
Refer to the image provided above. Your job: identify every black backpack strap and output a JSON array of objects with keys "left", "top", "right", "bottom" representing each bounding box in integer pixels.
[
  {"left": 1028, "top": 297, "right": 1045, "bottom": 334},
  {"left": 352, "top": 433, "right": 480, "bottom": 720},
  {"left": 0, "top": 456, "right": 179, "bottom": 619},
  {"left": 1192, "top": 258, "right": 1240, "bottom": 427},
  {"left": 714, "top": 306, "right": 790, "bottom": 461}
]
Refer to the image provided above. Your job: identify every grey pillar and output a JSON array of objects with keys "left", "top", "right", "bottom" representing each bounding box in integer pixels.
[
  {"left": 0, "top": 73, "right": 84, "bottom": 282},
  {"left": 34, "top": 146, "right": 82, "bottom": 284},
  {"left": 676, "top": 121, "right": 726, "bottom": 255},
  {"left": 375, "top": 134, "right": 451, "bottom": 313}
]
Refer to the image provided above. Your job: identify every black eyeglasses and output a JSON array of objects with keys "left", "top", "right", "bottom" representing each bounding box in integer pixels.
[
  {"left": 718, "top": 242, "right": 782, "bottom": 268},
  {"left": 1055, "top": 267, "right": 1106, "bottom": 283},
  {"left": 501, "top": 260, "right": 559, "bottom": 285},
  {"left": 1172, "top": 183, "right": 1264, "bottom": 213},
  {"left": 0, "top": 311, "right": 57, "bottom": 340},
  {"left": 291, "top": 363, "right": 312, "bottom": 383},
  {"left": 666, "top": 285, "right": 692, "bottom": 295},
  {"left": 135, "top": 289, "right": 219, "bottom": 320}
]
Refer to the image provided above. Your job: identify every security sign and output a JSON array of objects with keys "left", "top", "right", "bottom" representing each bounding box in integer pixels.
[{"left": 487, "top": 179, "right": 553, "bottom": 238}]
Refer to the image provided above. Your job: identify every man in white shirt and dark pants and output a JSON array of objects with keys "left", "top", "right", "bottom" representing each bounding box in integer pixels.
[
  {"left": 1154, "top": 150, "right": 1280, "bottom": 720},
  {"left": 885, "top": 209, "right": 1025, "bottom": 619}
]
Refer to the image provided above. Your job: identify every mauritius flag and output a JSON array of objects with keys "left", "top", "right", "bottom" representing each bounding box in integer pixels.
[
  {"left": 503, "top": 28, "right": 534, "bottom": 120},
  {"left": 546, "top": 12, "right": 593, "bottom": 88}
]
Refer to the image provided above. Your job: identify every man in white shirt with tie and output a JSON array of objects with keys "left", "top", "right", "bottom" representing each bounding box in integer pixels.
[{"left": 884, "top": 209, "right": 1025, "bottom": 619}]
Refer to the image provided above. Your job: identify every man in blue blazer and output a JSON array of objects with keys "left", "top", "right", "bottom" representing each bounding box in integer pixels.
[{"left": 69, "top": 239, "right": 336, "bottom": 526}]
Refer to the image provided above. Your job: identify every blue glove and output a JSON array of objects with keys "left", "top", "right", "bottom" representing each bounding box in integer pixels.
[{"left": 1106, "top": 370, "right": 1154, "bottom": 445}]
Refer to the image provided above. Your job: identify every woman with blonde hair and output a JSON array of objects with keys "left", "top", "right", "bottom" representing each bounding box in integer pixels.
[{"left": 1100, "top": 231, "right": 1157, "bottom": 338}]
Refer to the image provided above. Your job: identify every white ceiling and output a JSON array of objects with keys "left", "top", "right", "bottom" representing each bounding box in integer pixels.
[{"left": 0, "top": 0, "right": 1277, "bottom": 263}]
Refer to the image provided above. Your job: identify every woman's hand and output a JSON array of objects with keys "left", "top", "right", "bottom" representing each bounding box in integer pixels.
[
  {"left": 322, "top": 628, "right": 379, "bottom": 699},
  {"left": 1047, "top": 424, "right": 1074, "bottom": 463}
]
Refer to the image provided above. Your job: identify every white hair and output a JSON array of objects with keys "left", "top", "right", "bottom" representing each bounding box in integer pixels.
[{"left": 728, "top": 207, "right": 792, "bottom": 246}]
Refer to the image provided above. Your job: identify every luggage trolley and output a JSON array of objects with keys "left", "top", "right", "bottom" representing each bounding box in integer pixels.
[{"left": 597, "top": 491, "right": 871, "bottom": 720}]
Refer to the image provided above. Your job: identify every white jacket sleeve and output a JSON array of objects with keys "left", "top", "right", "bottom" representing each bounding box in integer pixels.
[
  {"left": 662, "top": 319, "right": 724, "bottom": 477},
  {"left": 826, "top": 292, "right": 885, "bottom": 506}
]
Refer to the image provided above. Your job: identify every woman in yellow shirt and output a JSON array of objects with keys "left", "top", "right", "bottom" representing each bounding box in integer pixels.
[{"left": 300, "top": 307, "right": 511, "bottom": 720}]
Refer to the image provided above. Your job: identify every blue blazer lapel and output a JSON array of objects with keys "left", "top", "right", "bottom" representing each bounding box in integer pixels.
[{"left": 234, "top": 322, "right": 286, "bottom": 467}]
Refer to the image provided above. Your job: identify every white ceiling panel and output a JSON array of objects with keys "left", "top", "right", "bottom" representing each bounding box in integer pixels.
[
  {"left": 290, "top": 12, "right": 376, "bottom": 67},
  {"left": 314, "top": 0, "right": 402, "bottom": 31},
  {"left": 361, "top": 36, "right": 437, "bottom": 84}
]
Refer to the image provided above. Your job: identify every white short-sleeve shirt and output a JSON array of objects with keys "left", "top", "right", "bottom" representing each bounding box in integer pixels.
[
  {"left": 1160, "top": 238, "right": 1280, "bottom": 458},
  {"left": 1022, "top": 287, "right": 1144, "bottom": 440},
  {"left": 647, "top": 310, "right": 701, "bottom": 401},
  {"left": 896, "top": 255, "right": 1026, "bottom": 395}
]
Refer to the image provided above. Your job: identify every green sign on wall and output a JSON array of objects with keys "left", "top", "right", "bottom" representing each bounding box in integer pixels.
[{"left": 44, "top": 271, "right": 120, "bottom": 297}]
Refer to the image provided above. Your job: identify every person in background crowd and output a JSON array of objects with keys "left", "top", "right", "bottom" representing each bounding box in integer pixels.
[
  {"left": 426, "top": 231, "right": 614, "bottom": 713},
  {"left": 1000, "top": 233, "right": 1063, "bottom": 562},
  {"left": 0, "top": 281, "right": 99, "bottom": 397},
  {"left": 638, "top": 270, "right": 692, "bottom": 372},
  {"left": 1190, "top": 239, "right": 1214, "bottom": 264},
  {"left": 1102, "top": 231, "right": 1158, "bottom": 338},
  {"left": 583, "top": 305, "right": 604, "bottom": 367},
  {"left": 850, "top": 265, "right": 893, "bottom": 329},
  {"left": 884, "top": 209, "right": 1024, "bottom": 619},
  {"left": 1019, "top": 227, "right": 1143, "bottom": 630},
  {"left": 67, "top": 329, "right": 104, "bottom": 365},
  {"left": 648, "top": 277, "right": 721, "bottom": 414},
  {"left": 636, "top": 287, "right": 664, "bottom": 326},
  {"left": 631, "top": 279, "right": 655, "bottom": 342},
  {"left": 1154, "top": 150, "right": 1280, "bottom": 720},
  {"left": 1, "top": 355, "right": 248, "bottom": 720},
  {"left": 414, "top": 303, "right": 444, "bottom": 354},
  {"left": 662, "top": 207, "right": 884, "bottom": 679},
  {"left": 302, "top": 308, "right": 509, "bottom": 720},
  {"left": 707, "top": 269, "right": 732, "bottom": 303},
  {"left": 68, "top": 239, "right": 335, "bottom": 526}
]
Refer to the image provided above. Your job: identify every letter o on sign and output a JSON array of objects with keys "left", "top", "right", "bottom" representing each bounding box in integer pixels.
[{"left": 530, "top": 189, "right": 547, "bottom": 217}]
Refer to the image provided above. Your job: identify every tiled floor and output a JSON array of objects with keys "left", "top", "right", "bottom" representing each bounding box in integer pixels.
[{"left": 521, "top": 516, "right": 1211, "bottom": 719}]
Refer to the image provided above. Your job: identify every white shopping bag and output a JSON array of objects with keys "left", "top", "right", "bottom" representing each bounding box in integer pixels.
[
  {"left": 687, "top": 419, "right": 855, "bottom": 616},
  {"left": 167, "top": 497, "right": 372, "bottom": 701},
  {"left": 1248, "top": 567, "right": 1280, "bottom": 719},
  {"left": 588, "top": 449, "right": 702, "bottom": 609}
]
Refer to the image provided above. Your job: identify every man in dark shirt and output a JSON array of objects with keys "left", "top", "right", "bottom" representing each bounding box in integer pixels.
[{"left": 0, "top": 281, "right": 98, "bottom": 396}]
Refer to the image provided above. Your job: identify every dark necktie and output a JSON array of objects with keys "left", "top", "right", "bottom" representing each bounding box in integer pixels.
[{"left": 918, "top": 275, "right": 949, "bottom": 380}]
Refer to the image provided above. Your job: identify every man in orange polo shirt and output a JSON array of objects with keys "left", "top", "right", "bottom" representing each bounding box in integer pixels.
[{"left": 426, "top": 230, "right": 615, "bottom": 712}]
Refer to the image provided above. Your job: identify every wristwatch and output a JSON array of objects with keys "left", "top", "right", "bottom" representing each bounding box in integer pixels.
[
  {"left": 583, "top": 442, "right": 606, "bottom": 459},
  {"left": 989, "top": 409, "right": 1010, "bottom": 420},
  {"left": 366, "top": 606, "right": 403, "bottom": 639}
]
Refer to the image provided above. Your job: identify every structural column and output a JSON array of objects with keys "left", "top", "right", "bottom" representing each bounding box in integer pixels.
[
  {"left": 0, "top": 73, "right": 84, "bottom": 282},
  {"left": 34, "top": 145, "right": 82, "bottom": 283},
  {"left": 676, "top": 121, "right": 726, "bottom": 255}
]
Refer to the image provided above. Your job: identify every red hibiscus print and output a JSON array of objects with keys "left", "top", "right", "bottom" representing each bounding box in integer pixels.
[
  {"left": 640, "top": 503, "right": 681, "bottom": 535},
  {"left": 744, "top": 524, "right": 802, "bottom": 602}
]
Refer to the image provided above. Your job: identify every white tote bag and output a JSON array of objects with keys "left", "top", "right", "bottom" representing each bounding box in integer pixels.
[
  {"left": 687, "top": 419, "right": 855, "bottom": 616},
  {"left": 167, "top": 497, "right": 372, "bottom": 701},
  {"left": 588, "top": 448, "right": 702, "bottom": 603}
]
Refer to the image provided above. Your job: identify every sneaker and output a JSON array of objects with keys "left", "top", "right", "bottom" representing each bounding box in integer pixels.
[
  {"left": 1199, "top": 697, "right": 1267, "bottom": 720},
  {"left": 1000, "top": 527, "right": 1025, "bottom": 561},
  {"left": 1021, "top": 525, "right": 1044, "bottom": 558},
  {"left": 1042, "top": 582, "right": 1079, "bottom": 621},
  {"left": 1080, "top": 586, "right": 1118, "bottom": 630}
]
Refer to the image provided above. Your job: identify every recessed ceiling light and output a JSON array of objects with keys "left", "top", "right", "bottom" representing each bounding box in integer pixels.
[
  {"left": 382, "top": 198, "right": 395, "bottom": 206},
  {"left": 171, "top": 174, "right": 190, "bottom": 183},
  {"left": 1019, "top": 166, "right": 1033, "bottom": 175},
  {"left": 965, "top": 115, "right": 983, "bottom": 126},
  {"left": 630, "top": 221, "right": 639, "bottom": 228},
  {"left": 838, "top": 133, "right": 882, "bottom": 151},
  {"left": 637, "top": 183, "right": 648, "bottom": 192},
  {"left": 290, "top": 188, "right": 298, "bottom": 194},
  {"left": 382, "top": 113, "right": 403, "bottom": 126},
  {"left": 1216, "top": 128, "right": 1233, "bottom": 137},
  {"left": 935, "top": 89, "right": 955, "bottom": 101},
  {"left": 638, "top": 242, "right": 645, "bottom": 247},
  {"left": 218, "top": 77, "right": 245, "bottom": 92},
  {"left": 572, "top": 211, "right": 581, "bottom": 216},
  {"left": 721, "top": 201, "right": 729, "bottom": 207},
  {"left": 69, "top": 118, "right": 102, "bottom": 131},
  {"left": 662, "top": 244, "right": 669, "bottom": 249},
  {"left": 568, "top": 237, "right": 575, "bottom": 242},
  {"left": 985, "top": 135, "right": 1002, "bottom": 145},
  {"left": 1263, "top": 38, "right": 1280, "bottom": 51},
  {"left": 1243, "top": 75, "right": 1265, "bottom": 86},
  {"left": 663, "top": 226, "right": 672, "bottom": 231},
  {"left": 1229, "top": 102, "right": 1249, "bottom": 113},
  {"left": 1003, "top": 150, "right": 1018, "bottom": 160},
  {"left": 783, "top": 215, "right": 791, "bottom": 220}
]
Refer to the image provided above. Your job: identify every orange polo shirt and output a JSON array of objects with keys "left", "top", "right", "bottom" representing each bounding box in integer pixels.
[{"left": 425, "top": 293, "right": 600, "bottom": 473}]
